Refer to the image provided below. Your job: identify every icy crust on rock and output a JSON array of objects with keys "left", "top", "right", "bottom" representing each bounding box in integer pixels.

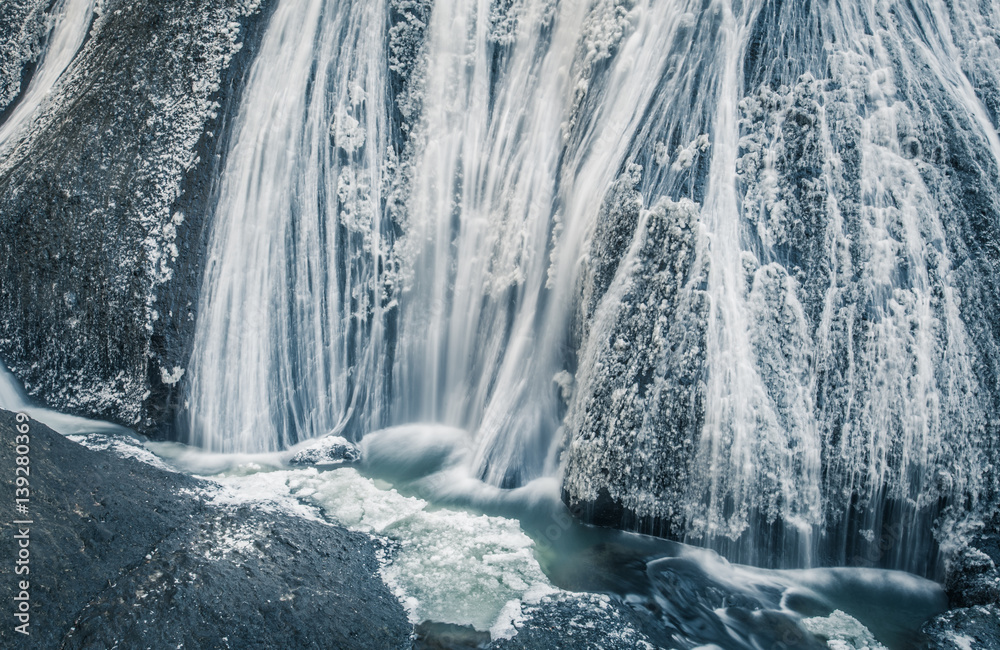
[
  {"left": 562, "top": 196, "right": 708, "bottom": 537},
  {"left": 0, "top": 0, "right": 51, "bottom": 111},
  {"left": 68, "top": 432, "right": 175, "bottom": 472},
  {"left": 729, "top": 34, "right": 996, "bottom": 563},
  {"left": 378, "top": 0, "right": 428, "bottom": 284},
  {"left": 562, "top": 0, "right": 635, "bottom": 142},
  {"left": 578, "top": 164, "right": 644, "bottom": 328},
  {"left": 945, "top": 543, "right": 1000, "bottom": 609},
  {"left": 383, "top": 0, "right": 435, "bottom": 239},
  {"left": 923, "top": 604, "right": 1000, "bottom": 650},
  {"left": 0, "top": 0, "right": 266, "bottom": 427},
  {"left": 561, "top": 0, "right": 1000, "bottom": 573},
  {"left": 387, "top": 0, "right": 433, "bottom": 129},
  {"left": 288, "top": 435, "right": 361, "bottom": 465}
]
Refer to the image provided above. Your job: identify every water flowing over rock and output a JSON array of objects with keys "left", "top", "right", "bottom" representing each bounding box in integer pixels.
[
  {"left": 562, "top": 196, "right": 709, "bottom": 540},
  {"left": 3, "top": 0, "right": 1000, "bottom": 583}
]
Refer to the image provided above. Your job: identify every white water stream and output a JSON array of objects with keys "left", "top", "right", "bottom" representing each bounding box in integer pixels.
[{"left": 0, "top": 0, "right": 95, "bottom": 151}]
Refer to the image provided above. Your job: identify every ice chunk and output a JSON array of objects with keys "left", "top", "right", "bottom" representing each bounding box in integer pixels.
[{"left": 801, "top": 610, "right": 887, "bottom": 650}]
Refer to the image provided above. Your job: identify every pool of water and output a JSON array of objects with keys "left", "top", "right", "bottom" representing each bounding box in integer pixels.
[{"left": 130, "top": 423, "right": 947, "bottom": 649}]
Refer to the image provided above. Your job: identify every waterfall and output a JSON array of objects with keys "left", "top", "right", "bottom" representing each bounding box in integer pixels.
[
  {"left": 185, "top": 0, "right": 391, "bottom": 451},
  {"left": 184, "top": 0, "right": 1000, "bottom": 573},
  {"left": 391, "top": 0, "right": 692, "bottom": 486}
]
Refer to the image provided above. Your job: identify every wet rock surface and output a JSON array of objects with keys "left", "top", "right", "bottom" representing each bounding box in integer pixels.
[
  {"left": 560, "top": 1, "right": 1000, "bottom": 578},
  {"left": 289, "top": 434, "right": 362, "bottom": 466},
  {"left": 487, "top": 593, "right": 661, "bottom": 650},
  {"left": 411, "top": 593, "right": 664, "bottom": 650},
  {"left": 0, "top": 410, "right": 411, "bottom": 649},
  {"left": 924, "top": 605, "right": 1000, "bottom": 650},
  {"left": 562, "top": 196, "right": 709, "bottom": 539},
  {"left": 925, "top": 518, "right": 1000, "bottom": 648},
  {"left": 946, "top": 544, "right": 1000, "bottom": 610}
]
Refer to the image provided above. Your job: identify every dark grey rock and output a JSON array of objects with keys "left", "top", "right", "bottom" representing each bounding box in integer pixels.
[
  {"left": 943, "top": 514, "right": 1000, "bottom": 610},
  {"left": 946, "top": 545, "right": 1000, "bottom": 610},
  {"left": 0, "top": 409, "right": 411, "bottom": 649},
  {"left": 488, "top": 594, "right": 662, "bottom": 650},
  {"left": 924, "top": 605, "right": 1000, "bottom": 650},
  {"left": 412, "top": 595, "right": 665, "bottom": 650},
  {"left": 578, "top": 164, "right": 643, "bottom": 329},
  {"left": 562, "top": 195, "right": 709, "bottom": 539},
  {"left": 388, "top": 0, "right": 433, "bottom": 131},
  {"left": 413, "top": 621, "right": 491, "bottom": 649}
]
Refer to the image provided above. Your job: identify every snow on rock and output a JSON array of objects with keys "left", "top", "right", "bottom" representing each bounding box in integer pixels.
[
  {"left": 490, "top": 592, "right": 659, "bottom": 650},
  {"left": 0, "top": 0, "right": 52, "bottom": 111},
  {"left": 563, "top": 194, "right": 708, "bottom": 538}
]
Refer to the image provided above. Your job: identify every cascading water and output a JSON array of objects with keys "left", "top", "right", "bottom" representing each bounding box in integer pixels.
[
  {"left": 0, "top": 0, "right": 95, "bottom": 150},
  {"left": 561, "top": 0, "right": 1000, "bottom": 573},
  {"left": 391, "top": 0, "right": 696, "bottom": 486},
  {"left": 184, "top": 0, "right": 1000, "bottom": 579},
  {"left": 185, "top": 0, "right": 392, "bottom": 451}
]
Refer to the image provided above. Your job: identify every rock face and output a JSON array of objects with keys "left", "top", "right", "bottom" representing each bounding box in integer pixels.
[
  {"left": 488, "top": 594, "right": 661, "bottom": 650},
  {"left": 0, "top": 410, "right": 411, "bottom": 649},
  {"left": 945, "top": 540, "right": 1000, "bottom": 610},
  {"left": 558, "top": 0, "right": 1000, "bottom": 575},
  {"left": 0, "top": 0, "right": 274, "bottom": 433},
  {"left": 924, "top": 605, "right": 1000, "bottom": 650},
  {"left": 411, "top": 594, "right": 663, "bottom": 650},
  {"left": 922, "top": 516, "right": 1000, "bottom": 647}
]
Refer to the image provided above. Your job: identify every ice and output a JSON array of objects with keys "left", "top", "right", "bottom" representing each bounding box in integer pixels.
[
  {"left": 290, "top": 467, "right": 556, "bottom": 632},
  {"left": 801, "top": 610, "right": 886, "bottom": 650}
]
